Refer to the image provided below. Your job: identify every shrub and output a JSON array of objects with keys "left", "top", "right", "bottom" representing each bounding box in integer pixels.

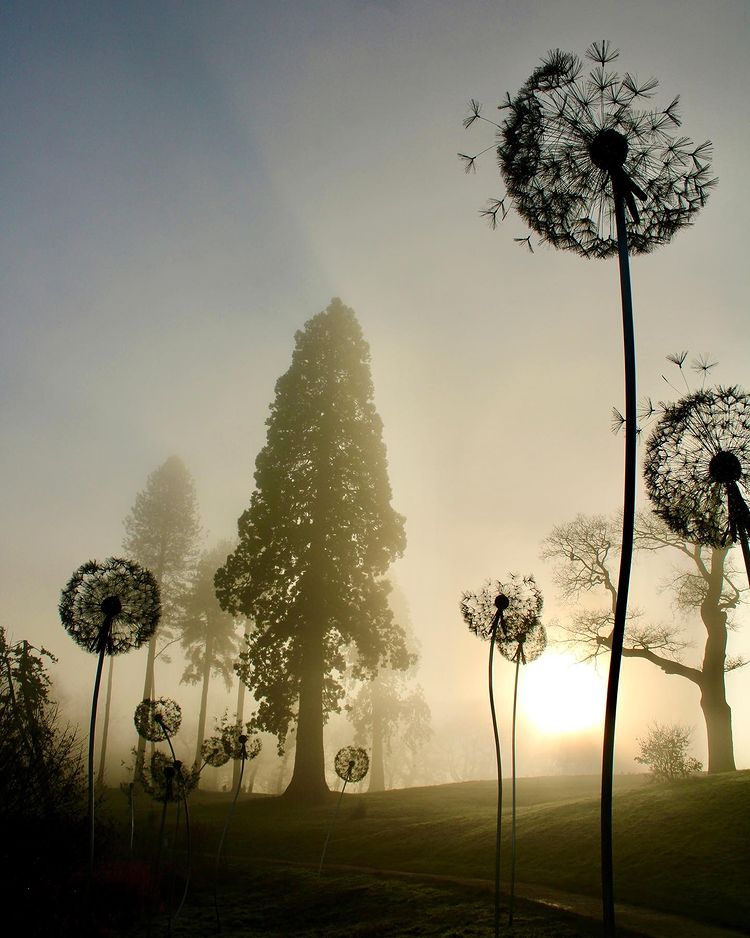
[{"left": 635, "top": 723, "right": 703, "bottom": 780}]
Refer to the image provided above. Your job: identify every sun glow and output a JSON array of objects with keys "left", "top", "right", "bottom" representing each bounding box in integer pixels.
[{"left": 520, "top": 652, "right": 606, "bottom": 736}]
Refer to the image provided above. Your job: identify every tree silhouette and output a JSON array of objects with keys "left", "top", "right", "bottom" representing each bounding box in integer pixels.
[
  {"left": 216, "top": 298, "right": 407, "bottom": 802},
  {"left": 542, "top": 511, "right": 745, "bottom": 772},
  {"left": 122, "top": 455, "right": 201, "bottom": 776},
  {"left": 179, "top": 541, "right": 240, "bottom": 775}
]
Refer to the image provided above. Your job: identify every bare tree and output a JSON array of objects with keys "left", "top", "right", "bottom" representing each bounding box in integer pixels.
[{"left": 541, "top": 511, "right": 746, "bottom": 773}]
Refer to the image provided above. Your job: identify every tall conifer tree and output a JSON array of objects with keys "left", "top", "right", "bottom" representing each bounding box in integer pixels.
[
  {"left": 215, "top": 298, "right": 407, "bottom": 801},
  {"left": 123, "top": 455, "right": 201, "bottom": 775}
]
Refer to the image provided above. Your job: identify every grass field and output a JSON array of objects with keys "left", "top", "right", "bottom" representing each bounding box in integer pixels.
[{"left": 16, "top": 772, "right": 749, "bottom": 936}]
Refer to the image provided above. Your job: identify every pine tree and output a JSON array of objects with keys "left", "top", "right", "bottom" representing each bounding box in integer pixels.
[
  {"left": 122, "top": 455, "right": 201, "bottom": 775},
  {"left": 215, "top": 298, "right": 408, "bottom": 802}
]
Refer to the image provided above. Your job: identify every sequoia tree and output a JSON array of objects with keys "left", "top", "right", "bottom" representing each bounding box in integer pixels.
[
  {"left": 542, "top": 511, "right": 745, "bottom": 772},
  {"left": 215, "top": 298, "right": 408, "bottom": 802}
]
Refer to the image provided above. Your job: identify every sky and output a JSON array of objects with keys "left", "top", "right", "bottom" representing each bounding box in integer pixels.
[{"left": 2, "top": 0, "right": 749, "bottom": 781}]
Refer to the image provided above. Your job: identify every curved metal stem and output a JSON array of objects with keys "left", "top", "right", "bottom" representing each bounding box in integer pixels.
[
  {"left": 488, "top": 613, "right": 502, "bottom": 938},
  {"left": 214, "top": 752, "right": 247, "bottom": 932},
  {"left": 87, "top": 617, "right": 112, "bottom": 882},
  {"left": 602, "top": 187, "right": 637, "bottom": 937},
  {"left": 174, "top": 793, "right": 191, "bottom": 919},
  {"left": 508, "top": 652, "right": 521, "bottom": 927},
  {"left": 318, "top": 778, "right": 348, "bottom": 877}
]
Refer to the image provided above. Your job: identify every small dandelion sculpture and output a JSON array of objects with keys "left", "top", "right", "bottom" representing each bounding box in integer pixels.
[
  {"left": 644, "top": 386, "right": 750, "bottom": 587},
  {"left": 318, "top": 746, "right": 369, "bottom": 877},
  {"left": 495, "top": 577, "right": 546, "bottom": 928},
  {"left": 461, "top": 576, "right": 543, "bottom": 937},
  {"left": 461, "top": 42, "right": 715, "bottom": 935},
  {"left": 135, "top": 699, "right": 195, "bottom": 922},
  {"left": 213, "top": 719, "right": 262, "bottom": 929},
  {"left": 59, "top": 557, "right": 160, "bottom": 876}
]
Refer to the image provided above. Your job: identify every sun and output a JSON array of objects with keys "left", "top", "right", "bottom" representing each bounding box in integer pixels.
[{"left": 520, "top": 651, "right": 606, "bottom": 736}]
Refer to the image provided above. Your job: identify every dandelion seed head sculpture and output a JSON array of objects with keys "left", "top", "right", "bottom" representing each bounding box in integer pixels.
[
  {"left": 141, "top": 751, "right": 199, "bottom": 802},
  {"left": 220, "top": 721, "right": 261, "bottom": 761},
  {"left": 465, "top": 40, "right": 715, "bottom": 257},
  {"left": 59, "top": 557, "right": 160, "bottom": 654},
  {"left": 334, "top": 746, "right": 369, "bottom": 784},
  {"left": 201, "top": 736, "right": 230, "bottom": 768},
  {"left": 644, "top": 386, "right": 750, "bottom": 547},
  {"left": 461, "top": 574, "right": 543, "bottom": 646},
  {"left": 134, "top": 697, "right": 182, "bottom": 742}
]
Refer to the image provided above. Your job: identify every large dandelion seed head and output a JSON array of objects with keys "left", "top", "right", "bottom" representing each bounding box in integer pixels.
[
  {"left": 201, "top": 736, "right": 231, "bottom": 768},
  {"left": 134, "top": 697, "right": 182, "bottom": 742},
  {"left": 334, "top": 746, "right": 369, "bottom": 783},
  {"left": 461, "top": 573, "right": 544, "bottom": 649},
  {"left": 644, "top": 386, "right": 750, "bottom": 546},
  {"left": 471, "top": 40, "right": 715, "bottom": 258},
  {"left": 59, "top": 557, "right": 160, "bottom": 655}
]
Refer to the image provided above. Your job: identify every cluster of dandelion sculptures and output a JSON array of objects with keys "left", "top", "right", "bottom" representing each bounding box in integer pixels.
[
  {"left": 59, "top": 557, "right": 160, "bottom": 874},
  {"left": 318, "top": 746, "right": 370, "bottom": 877},
  {"left": 134, "top": 696, "right": 197, "bottom": 922},
  {"left": 645, "top": 386, "right": 750, "bottom": 585},
  {"left": 461, "top": 574, "right": 545, "bottom": 934},
  {"left": 461, "top": 42, "right": 714, "bottom": 936}
]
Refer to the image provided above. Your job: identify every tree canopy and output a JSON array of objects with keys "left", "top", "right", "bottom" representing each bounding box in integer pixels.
[{"left": 215, "top": 298, "right": 408, "bottom": 800}]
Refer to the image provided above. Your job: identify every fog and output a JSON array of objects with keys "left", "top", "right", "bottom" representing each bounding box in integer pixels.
[{"left": 2, "top": 0, "right": 749, "bottom": 789}]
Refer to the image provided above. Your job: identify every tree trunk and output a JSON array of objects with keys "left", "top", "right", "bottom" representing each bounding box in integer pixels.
[
  {"left": 96, "top": 656, "right": 115, "bottom": 787},
  {"left": 284, "top": 625, "right": 329, "bottom": 802},
  {"left": 193, "top": 624, "right": 214, "bottom": 777},
  {"left": 700, "top": 548, "right": 736, "bottom": 773},
  {"left": 368, "top": 694, "right": 386, "bottom": 793}
]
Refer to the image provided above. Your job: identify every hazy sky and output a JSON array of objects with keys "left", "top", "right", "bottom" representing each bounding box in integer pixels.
[{"left": 2, "top": 0, "right": 749, "bottom": 777}]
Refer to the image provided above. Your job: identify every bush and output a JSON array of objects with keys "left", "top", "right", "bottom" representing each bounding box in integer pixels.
[{"left": 634, "top": 723, "right": 703, "bottom": 780}]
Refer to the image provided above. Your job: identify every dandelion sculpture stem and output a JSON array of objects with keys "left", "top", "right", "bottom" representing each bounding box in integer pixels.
[
  {"left": 488, "top": 596, "right": 508, "bottom": 938},
  {"left": 319, "top": 747, "right": 370, "bottom": 877},
  {"left": 508, "top": 650, "right": 521, "bottom": 927},
  {"left": 600, "top": 175, "right": 639, "bottom": 938},
  {"left": 87, "top": 602, "right": 119, "bottom": 877},
  {"left": 318, "top": 774, "right": 350, "bottom": 878},
  {"left": 214, "top": 736, "right": 248, "bottom": 932}
]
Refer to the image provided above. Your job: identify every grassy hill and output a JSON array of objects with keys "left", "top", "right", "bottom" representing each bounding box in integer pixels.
[
  {"left": 94, "top": 771, "right": 750, "bottom": 935},
  {"left": 174, "top": 772, "right": 749, "bottom": 930}
]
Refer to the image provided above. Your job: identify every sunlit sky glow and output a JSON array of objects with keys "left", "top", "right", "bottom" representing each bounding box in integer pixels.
[{"left": 1, "top": 0, "right": 748, "bottom": 781}]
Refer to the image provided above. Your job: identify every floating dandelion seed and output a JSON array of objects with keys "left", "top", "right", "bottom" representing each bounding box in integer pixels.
[
  {"left": 134, "top": 698, "right": 182, "bottom": 743},
  {"left": 318, "top": 747, "right": 370, "bottom": 877},
  {"left": 461, "top": 44, "right": 715, "bottom": 935},
  {"left": 59, "top": 557, "right": 160, "bottom": 877},
  {"left": 644, "top": 387, "right": 750, "bottom": 585}
]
